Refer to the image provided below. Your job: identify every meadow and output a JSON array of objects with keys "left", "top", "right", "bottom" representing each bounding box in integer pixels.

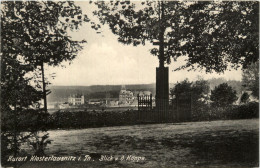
[{"left": 20, "top": 119, "right": 259, "bottom": 168}]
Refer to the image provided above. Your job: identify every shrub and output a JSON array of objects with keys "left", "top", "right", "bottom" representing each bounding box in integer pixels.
[
  {"left": 227, "top": 102, "right": 259, "bottom": 119},
  {"left": 191, "top": 102, "right": 211, "bottom": 121},
  {"left": 48, "top": 110, "right": 139, "bottom": 129}
]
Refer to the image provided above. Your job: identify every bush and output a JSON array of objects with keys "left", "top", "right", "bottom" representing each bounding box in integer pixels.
[
  {"left": 48, "top": 110, "right": 139, "bottom": 129},
  {"left": 191, "top": 102, "right": 211, "bottom": 121},
  {"left": 191, "top": 102, "right": 259, "bottom": 121},
  {"left": 227, "top": 102, "right": 259, "bottom": 119}
]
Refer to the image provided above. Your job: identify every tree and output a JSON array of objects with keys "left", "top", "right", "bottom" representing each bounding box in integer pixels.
[
  {"left": 2, "top": 1, "right": 88, "bottom": 112},
  {"left": 1, "top": 1, "right": 89, "bottom": 164},
  {"left": 210, "top": 83, "right": 238, "bottom": 107},
  {"left": 0, "top": 55, "right": 45, "bottom": 163},
  {"left": 93, "top": 1, "right": 258, "bottom": 72},
  {"left": 170, "top": 78, "right": 210, "bottom": 121},
  {"left": 242, "top": 62, "right": 259, "bottom": 99},
  {"left": 192, "top": 78, "right": 210, "bottom": 103},
  {"left": 171, "top": 79, "right": 192, "bottom": 97},
  {"left": 171, "top": 78, "right": 210, "bottom": 103}
]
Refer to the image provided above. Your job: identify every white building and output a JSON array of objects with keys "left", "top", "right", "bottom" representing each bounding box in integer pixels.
[
  {"left": 118, "top": 85, "right": 153, "bottom": 106},
  {"left": 119, "top": 85, "right": 134, "bottom": 104},
  {"left": 68, "top": 94, "right": 84, "bottom": 105}
]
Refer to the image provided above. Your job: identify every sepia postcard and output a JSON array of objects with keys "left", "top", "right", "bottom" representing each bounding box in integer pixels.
[{"left": 1, "top": 1, "right": 259, "bottom": 168}]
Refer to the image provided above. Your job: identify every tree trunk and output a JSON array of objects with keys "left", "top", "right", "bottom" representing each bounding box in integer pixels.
[
  {"left": 14, "top": 105, "right": 18, "bottom": 158},
  {"left": 41, "top": 62, "right": 47, "bottom": 113},
  {"left": 159, "top": 1, "right": 165, "bottom": 68},
  {"left": 14, "top": 105, "right": 18, "bottom": 168}
]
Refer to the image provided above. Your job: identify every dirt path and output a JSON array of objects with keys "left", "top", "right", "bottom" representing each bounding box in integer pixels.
[{"left": 20, "top": 119, "right": 258, "bottom": 168}]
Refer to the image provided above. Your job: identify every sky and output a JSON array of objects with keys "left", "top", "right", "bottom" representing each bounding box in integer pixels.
[{"left": 46, "top": 1, "right": 242, "bottom": 86}]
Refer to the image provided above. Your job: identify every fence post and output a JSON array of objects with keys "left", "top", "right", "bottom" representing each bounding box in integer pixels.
[
  {"left": 137, "top": 94, "right": 140, "bottom": 121},
  {"left": 150, "top": 94, "right": 152, "bottom": 110}
]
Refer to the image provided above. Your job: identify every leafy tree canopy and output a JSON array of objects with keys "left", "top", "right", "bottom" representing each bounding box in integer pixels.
[
  {"left": 242, "top": 61, "right": 259, "bottom": 99},
  {"left": 210, "top": 83, "right": 238, "bottom": 106},
  {"left": 2, "top": 1, "right": 89, "bottom": 67},
  {"left": 171, "top": 78, "right": 210, "bottom": 103},
  {"left": 93, "top": 1, "right": 259, "bottom": 73},
  {"left": 1, "top": 0, "right": 89, "bottom": 123},
  {"left": 171, "top": 79, "right": 192, "bottom": 97}
]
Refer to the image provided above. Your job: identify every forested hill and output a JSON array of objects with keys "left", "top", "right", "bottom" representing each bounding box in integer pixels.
[
  {"left": 47, "top": 84, "right": 158, "bottom": 102},
  {"left": 47, "top": 78, "right": 242, "bottom": 103}
]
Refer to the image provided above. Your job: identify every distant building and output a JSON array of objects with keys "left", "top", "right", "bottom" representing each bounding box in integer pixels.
[
  {"left": 59, "top": 102, "right": 70, "bottom": 109},
  {"left": 119, "top": 85, "right": 134, "bottom": 104},
  {"left": 88, "top": 99, "right": 103, "bottom": 105},
  {"left": 133, "top": 90, "right": 152, "bottom": 97},
  {"left": 105, "top": 98, "right": 119, "bottom": 107},
  {"left": 68, "top": 94, "right": 84, "bottom": 105},
  {"left": 54, "top": 102, "right": 70, "bottom": 109},
  {"left": 118, "top": 85, "right": 153, "bottom": 106},
  {"left": 236, "top": 90, "right": 258, "bottom": 104}
]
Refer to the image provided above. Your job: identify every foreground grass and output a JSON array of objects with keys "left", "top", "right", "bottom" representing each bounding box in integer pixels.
[{"left": 19, "top": 119, "right": 259, "bottom": 168}]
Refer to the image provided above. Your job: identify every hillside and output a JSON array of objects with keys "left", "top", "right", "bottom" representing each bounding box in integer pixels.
[
  {"left": 47, "top": 78, "right": 242, "bottom": 103},
  {"left": 47, "top": 84, "right": 157, "bottom": 102},
  {"left": 208, "top": 78, "right": 242, "bottom": 93}
]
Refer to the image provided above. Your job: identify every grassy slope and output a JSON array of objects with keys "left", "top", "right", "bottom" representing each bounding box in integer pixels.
[{"left": 20, "top": 119, "right": 258, "bottom": 168}]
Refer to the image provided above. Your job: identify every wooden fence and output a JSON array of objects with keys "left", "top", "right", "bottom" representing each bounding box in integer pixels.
[
  {"left": 137, "top": 93, "right": 192, "bottom": 123},
  {"left": 137, "top": 94, "right": 154, "bottom": 122}
]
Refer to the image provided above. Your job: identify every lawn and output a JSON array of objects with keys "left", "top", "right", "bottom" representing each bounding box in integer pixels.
[{"left": 20, "top": 119, "right": 258, "bottom": 168}]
